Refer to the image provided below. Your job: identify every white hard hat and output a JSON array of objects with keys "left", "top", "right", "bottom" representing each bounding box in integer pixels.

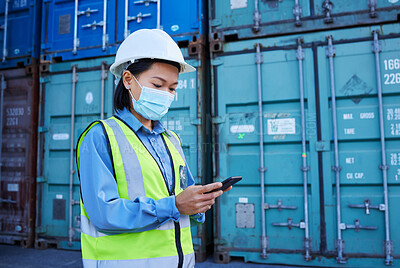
[{"left": 110, "top": 29, "right": 196, "bottom": 78}]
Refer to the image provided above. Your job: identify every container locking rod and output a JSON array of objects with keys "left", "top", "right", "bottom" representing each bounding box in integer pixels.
[
  {"left": 326, "top": 35, "right": 346, "bottom": 264},
  {"left": 372, "top": 30, "right": 393, "bottom": 266},
  {"left": 255, "top": 43, "right": 267, "bottom": 259}
]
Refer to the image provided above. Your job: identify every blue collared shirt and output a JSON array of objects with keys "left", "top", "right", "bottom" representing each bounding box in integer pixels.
[{"left": 79, "top": 108, "right": 204, "bottom": 233}]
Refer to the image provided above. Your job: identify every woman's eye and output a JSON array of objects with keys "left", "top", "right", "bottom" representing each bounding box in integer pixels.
[
  {"left": 169, "top": 88, "right": 176, "bottom": 92},
  {"left": 153, "top": 84, "right": 162, "bottom": 88}
]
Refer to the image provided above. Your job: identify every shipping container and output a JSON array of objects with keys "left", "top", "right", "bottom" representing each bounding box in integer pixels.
[
  {"left": 41, "top": 0, "right": 207, "bottom": 62},
  {"left": 0, "top": 0, "right": 41, "bottom": 69},
  {"left": 211, "top": 23, "right": 400, "bottom": 267},
  {"left": 40, "top": 0, "right": 117, "bottom": 62},
  {"left": 36, "top": 57, "right": 115, "bottom": 249},
  {"left": 37, "top": 46, "right": 212, "bottom": 259},
  {"left": 116, "top": 0, "right": 206, "bottom": 45},
  {"left": 208, "top": 0, "right": 400, "bottom": 43},
  {"left": 0, "top": 64, "right": 40, "bottom": 248}
]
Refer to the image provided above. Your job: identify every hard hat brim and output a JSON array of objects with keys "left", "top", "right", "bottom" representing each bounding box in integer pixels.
[{"left": 110, "top": 57, "right": 196, "bottom": 78}]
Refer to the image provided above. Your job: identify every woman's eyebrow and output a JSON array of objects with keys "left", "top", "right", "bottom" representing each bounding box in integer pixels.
[{"left": 152, "top": 76, "right": 178, "bottom": 85}]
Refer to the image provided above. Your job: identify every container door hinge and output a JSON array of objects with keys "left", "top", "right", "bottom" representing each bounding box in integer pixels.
[
  {"left": 191, "top": 118, "right": 201, "bottom": 126},
  {"left": 211, "top": 19, "right": 221, "bottom": 27},
  {"left": 260, "top": 236, "right": 268, "bottom": 259},
  {"left": 39, "top": 77, "right": 51, "bottom": 84},
  {"left": 273, "top": 218, "right": 305, "bottom": 230},
  {"left": 38, "top": 126, "right": 49, "bottom": 133},
  {"left": 265, "top": 199, "right": 297, "bottom": 211},
  {"left": 212, "top": 116, "right": 225, "bottom": 125},
  {"left": 211, "top": 58, "right": 223, "bottom": 66},
  {"left": 340, "top": 219, "right": 378, "bottom": 232},
  {"left": 315, "top": 140, "right": 330, "bottom": 151},
  {"left": 36, "top": 226, "right": 47, "bottom": 234},
  {"left": 0, "top": 75, "right": 6, "bottom": 90},
  {"left": 384, "top": 241, "right": 393, "bottom": 265},
  {"left": 36, "top": 176, "right": 48, "bottom": 183},
  {"left": 348, "top": 199, "right": 385, "bottom": 214}
]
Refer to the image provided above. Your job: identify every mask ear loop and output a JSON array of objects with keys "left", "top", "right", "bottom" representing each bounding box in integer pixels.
[{"left": 132, "top": 75, "right": 142, "bottom": 88}]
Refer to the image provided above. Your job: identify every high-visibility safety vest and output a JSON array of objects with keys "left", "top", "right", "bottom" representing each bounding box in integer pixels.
[{"left": 76, "top": 115, "right": 194, "bottom": 268}]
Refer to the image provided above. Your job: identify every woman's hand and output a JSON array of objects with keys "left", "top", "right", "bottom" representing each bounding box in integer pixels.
[{"left": 175, "top": 182, "right": 224, "bottom": 215}]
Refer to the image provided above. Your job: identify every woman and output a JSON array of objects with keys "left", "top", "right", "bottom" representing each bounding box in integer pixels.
[{"left": 76, "top": 29, "right": 228, "bottom": 268}]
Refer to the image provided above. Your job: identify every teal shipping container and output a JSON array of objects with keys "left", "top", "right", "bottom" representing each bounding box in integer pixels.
[
  {"left": 36, "top": 57, "right": 115, "bottom": 249},
  {"left": 209, "top": 0, "right": 400, "bottom": 44},
  {"left": 211, "top": 23, "right": 400, "bottom": 267},
  {"left": 36, "top": 47, "right": 212, "bottom": 260}
]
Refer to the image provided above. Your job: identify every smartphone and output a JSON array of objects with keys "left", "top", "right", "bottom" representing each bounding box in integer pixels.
[{"left": 205, "top": 176, "right": 242, "bottom": 194}]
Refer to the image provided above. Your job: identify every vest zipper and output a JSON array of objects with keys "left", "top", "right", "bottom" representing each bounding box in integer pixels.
[{"left": 114, "top": 116, "right": 184, "bottom": 268}]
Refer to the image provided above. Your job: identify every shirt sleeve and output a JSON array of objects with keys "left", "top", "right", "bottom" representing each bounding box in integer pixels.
[
  {"left": 79, "top": 124, "right": 181, "bottom": 234},
  {"left": 184, "top": 159, "right": 205, "bottom": 225}
]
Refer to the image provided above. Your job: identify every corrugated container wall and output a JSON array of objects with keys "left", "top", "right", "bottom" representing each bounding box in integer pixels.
[
  {"left": 0, "top": 65, "right": 40, "bottom": 248},
  {"left": 208, "top": 0, "right": 400, "bottom": 45},
  {"left": 0, "top": 0, "right": 42, "bottom": 69},
  {"left": 211, "top": 24, "right": 400, "bottom": 267},
  {"left": 41, "top": 0, "right": 206, "bottom": 62}
]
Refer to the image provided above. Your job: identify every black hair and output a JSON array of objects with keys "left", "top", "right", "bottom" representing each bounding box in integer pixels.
[{"left": 113, "top": 58, "right": 181, "bottom": 112}]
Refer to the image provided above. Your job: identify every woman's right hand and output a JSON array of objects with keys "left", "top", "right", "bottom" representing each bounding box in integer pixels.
[{"left": 175, "top": 182, "right": 223, "bottom": 215}]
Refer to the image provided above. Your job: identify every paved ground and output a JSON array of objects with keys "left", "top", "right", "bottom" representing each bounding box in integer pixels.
[{"left": 0, "top": 244, "right": 312, "bottom": 268}]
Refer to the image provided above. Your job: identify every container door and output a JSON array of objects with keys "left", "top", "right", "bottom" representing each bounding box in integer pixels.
[
  {"left": 0, "top": 68, "right": 36, "bottom": 246},
  {"left": 43, "top": 0, "right": 115, "bottom": 61},
  {"left": 37, "top": 58, "right": 114, "bottom": 249},
  {"left": 213, "top": 41, "right": 321, "bottom": 265},
  {"left": 212, "top": 0, "right": 310, "bottom": 29},
  {"left": 314, "top": 0, "right": 400, "bottom": 22},
  {"left": 210, "top": 0, "right": 310, "bottom": 39},
  {"left": 161, "top": 0, "right": 201, "bottom": 39},
  {"left": 318, "top": 33, "right": 400, "bottom": 266},
  {"left": 117, "top": 0, "right": 202, "bottom": 43}
]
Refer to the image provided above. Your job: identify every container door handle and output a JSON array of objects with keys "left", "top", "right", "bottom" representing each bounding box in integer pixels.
[
  {"left": 128, "top": 12, "right": 151, "bottom": 24},
  {"left": 81, "top": 20, "right": 104, "bottom": 30},
  {"left": 74, "top": 0, "right": 99, "bottom": 54},
  {"left": 134, "top": 0, "right": 160, "bottom": 29}
]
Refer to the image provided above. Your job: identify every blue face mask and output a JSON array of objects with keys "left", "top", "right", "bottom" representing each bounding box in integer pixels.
[{"left": 128, "top": 76, "right": 175, "bottom": 121}]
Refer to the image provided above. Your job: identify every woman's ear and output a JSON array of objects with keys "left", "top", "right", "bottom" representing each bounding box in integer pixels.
[{"left": 122, "top": 70, "right": 133, "bottom": 89}]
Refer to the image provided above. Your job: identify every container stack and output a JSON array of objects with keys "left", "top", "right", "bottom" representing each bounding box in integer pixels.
[
  {"left": 1, "top": 0, "right": 400, "bottom": 266},
  {"left": 0, "top": 0, "right": 41, "bottom": 249},
  {"left": 209, "top": 0, "right": 400, "bottom": 267}
]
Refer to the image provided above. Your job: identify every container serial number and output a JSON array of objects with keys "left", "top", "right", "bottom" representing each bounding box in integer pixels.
[
  {"left": 384, "top": 59, "right": 400, "bottom": 71},
  {"left": 384, "top": 73, "right": 400, "bottom": 85}
]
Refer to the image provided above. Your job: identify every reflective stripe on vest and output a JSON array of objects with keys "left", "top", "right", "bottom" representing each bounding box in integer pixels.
[
  {"left": 76, "top": 116, "right": 194, "bottom": 268},
  {"left": 82, "top": 252, "right": 195, "bottom": 268}
]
